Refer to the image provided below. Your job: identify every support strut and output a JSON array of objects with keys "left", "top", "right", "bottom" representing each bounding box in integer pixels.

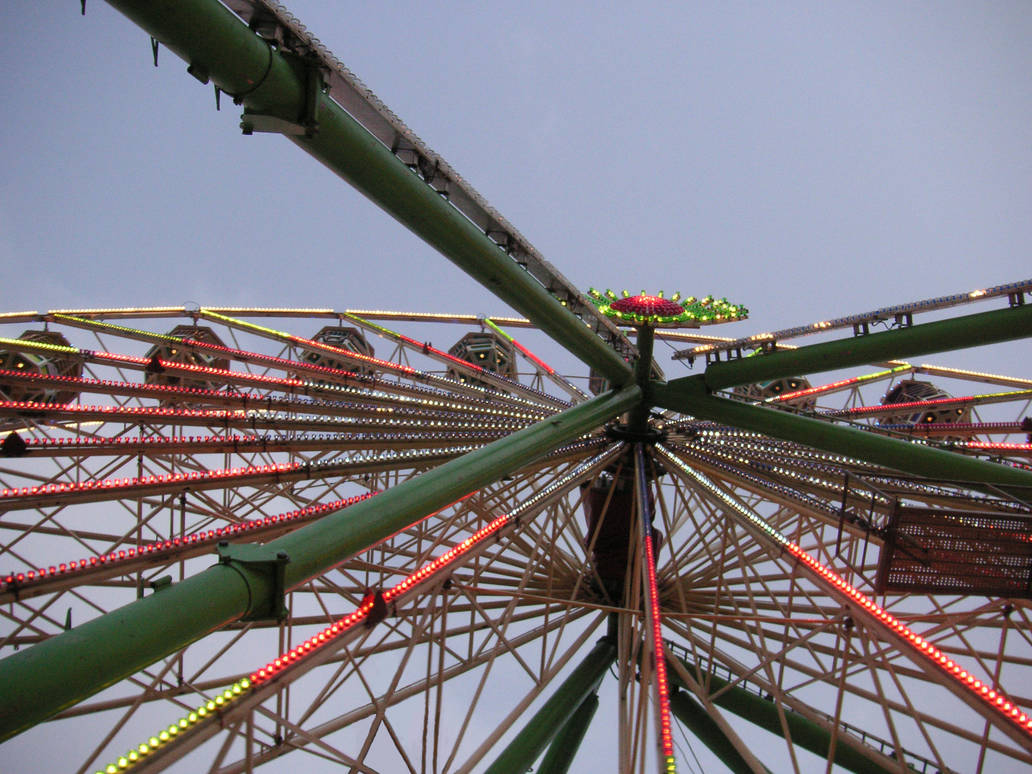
[
  {"left": 0, "top": 386, "right": 640, "bottom": 742},
  {"left": 669, "top": 689, "right": 773, "bottom": 774},
  {"left": 535, "top": 691, "right": 601, "bottom": 774},
  {"left": 103, "top": 0, "right": 633, "bottom": 386},
  {"left": 652, "top": 381, "right": 1032, "bottom": 502},
  {"left": 692, "top": 303, "right": 1032, "bottom": 391},
  {"left": 669, "top": 670, "right": 899, "bottom": 773},
  {"left": 482, "top": 637, "right": 616, "bottom": 774}
]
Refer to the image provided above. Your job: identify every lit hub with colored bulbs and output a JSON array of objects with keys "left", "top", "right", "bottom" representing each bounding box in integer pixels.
[{"left": 587, "top": 288, "right": 748, "bottom": 328}]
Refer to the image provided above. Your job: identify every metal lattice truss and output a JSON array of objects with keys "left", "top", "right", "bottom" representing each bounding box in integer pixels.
[
  {"left": 0, "top": 306, "right": 1030, "bottom": 773},
  {"left": 2, "top": 1, "right": 1032, "bottom": 773}
]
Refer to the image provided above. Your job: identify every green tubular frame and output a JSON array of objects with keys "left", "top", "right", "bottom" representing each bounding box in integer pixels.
[
  {"left": 668, "top": 690, "right": 772, "bottom": 774},
  {"left": 652, "top": 380, "right": 1032, "bottom": 501},
  {"left": 105, "top": 0, "right": 632, "bottom": 387},
  {"left": 696, "top": 303, "right": 1032, "bottom": 390},
  {"left": 0, "top": 386, "right": 639, "bottom": 741},
  {"left": 482, "top": 637, "right": 616, "bottom": 774},
  {"left": 2, "top": 0, "right": 1029, "bottom": 762},
  {"left": 669, "top": 669, "right": 897, "bottom": 773},
  {"left": 536, "top": 692, "right": 601, "bottom": 774}
]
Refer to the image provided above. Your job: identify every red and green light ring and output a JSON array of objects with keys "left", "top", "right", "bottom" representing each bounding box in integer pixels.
[{"left": 587, "top": 288, "right": 747, "bottom": 327}]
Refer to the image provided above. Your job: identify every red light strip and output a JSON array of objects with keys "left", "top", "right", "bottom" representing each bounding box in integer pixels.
[
  {"left": 285, "top": 334, "right": 418, "bottom": 376},
  {"left": 962, "top": 442, "right": 1032, "bottom": 453},
  {"left": 770, "top": 376, "right": 861, "bottom": 402},
  {"left": 832, "top": 389, "right": 1032, "bottom": 417},
  {"left": 90, "top": 350, "right": 326, "bottom": 391},
  {"left": 655, "top": 446, "right": 1032, "bottom": 743},
  {"left": 250, "top": 510, "right": 508, "bottom": 684},
  {"left": 92, "top": 350, "right": 316, "bottom": 390},
  {"left": 179, "top": 338, "right": 368, "bottom": 381},
  {"left": 14, "top": 431, "right": 502, "bottom": 457},
  {"left": 767, "top": 367, "right": 909, "bottom": 403},
  {"left": 0, "top": 459, "right": 301, "bottom": 501},
  {"left": 0, "top": 445, "right": 479, "bottom": 509},
  {"left": 784, "top": 543, "right": 1032, "bottom": 733},
  {"left": 394, "top": 333, "right": 485, "bottom": 373},
  {"left": 90, "top": 446, "right": 624, "bottom": 772},
  {"left": 92, "top": 510, "right": 510, "bottom": 772},
  {"left": 481, "top": 318, "right": 557, "bottom": 375},
  {"left": 643, "top": 528, "right": 677, "bottom": 772},
  {"left": 1, "top": 494, "right": 376, "bottom": 593},
  {"left": 635, "top": 445, "right": 677, "bottom": 773},
  {"left": 91, "top": 351, "right": 149, "bottom": 366},
  {"left": 510, "top": 338, "right": 556, "bottom": 375},
  {"left": 896, "top": 421, "right": 1027, "bottom": 437},
  {"left": 0, "top": 398, "right": 523, "bottom": 439},
  {"left": 390, "top": 333, "right": 566, "bottom": 407},
  {"left": 0, "top": 398, "right": 245, "bottom": 422},
  {"left": 0, "top": 366, "right": 283, "bottom": 402}
]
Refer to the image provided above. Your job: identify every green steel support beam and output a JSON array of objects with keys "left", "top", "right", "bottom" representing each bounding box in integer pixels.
[
  {"left": 0, "top": 386, "right": 639, "bottom": 741},
  {"left": 692, "top": 303, "right": 1032, "bottom": 391},
  {"left": 669, "top": 669, "right": 897, "bottom": 773},
  {"left": 0, "top": 563, "right": 263, "bottom": 739},
  {"left": 535, "top": 692, "right": 600, "bottom": 774},
  {"left": 103, "top": 0, "right": 633, "bottom": 386},
  {"left": 482, "top": 636, "right": 616, "bottom": 774},
  {"left": 627, "top": 325, "right": 655, "bottom": 434},
  {"left": 275, "top": 385, "right": 638, "bottom": 588},
  {"left": 669, "top": 689, "right": 772, "bottom": 774},
  {"left": 652, "top": 379, "right": 1032, "bottom": 501}
]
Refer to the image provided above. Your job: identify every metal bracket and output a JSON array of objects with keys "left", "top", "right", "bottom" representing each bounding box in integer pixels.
[
  {"left": 241, "top": 112, "right": 308, "bottom": 136},
  {"left": 217, "top": 542, "right": 290, "bottom": 622},
  {"left": 360, "top": 588, "right": 388, "bottom": 628},
  {"left": 240, "top": 54, "right": 324, "bottom": 138},
  {"left": 1, "top": 431, "right": 27, "bottom": 458}
]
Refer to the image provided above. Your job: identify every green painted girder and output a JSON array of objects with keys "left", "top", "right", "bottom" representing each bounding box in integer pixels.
[
  {"left": 669, "top": 669, "right": 898, "bottom": 773},
  {"left": 669, "top": 689, "right": 772, "bottom": 774},
  {"left": 535, "top": 692, "right": 600, "bottom": 774},
  {"left": 482, "top": 637, "right": 616, "bottom": 774},
  {"left": 275, "top": 385, "right": 637, "bottom": 588},
  {"left": 692, "top": 303, "right": 1032, "bottom": 391},
  {"left": 627, "top": 325, "right": 656, "bottom": 433},
  {"left": 0, "top": 385, "right": 639, "bottom": 742},
  {"left": 652, "top": 378, "right": 1032, "bottom": 502},
  {"left": 104, "top": 0, "right": 633, "bottom": 387}
]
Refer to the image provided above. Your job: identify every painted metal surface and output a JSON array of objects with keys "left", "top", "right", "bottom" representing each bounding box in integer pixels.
[
  {"left": 104, "top": 0, "right": 634, "bottom": 386},
  {"left": 653, "top": 381, "right": 1032, "bottom": 501},
  {"left": 0, "top": 385, "right": 639, "bottom": 741},
  {"left": 482, "top": 638, "right": 616, "bottom": 774},
  {"left": 688, "top": 303, "right": 1032, "bottom": 390}
]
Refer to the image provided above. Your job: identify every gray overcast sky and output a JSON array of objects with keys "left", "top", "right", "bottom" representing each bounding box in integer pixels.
[
  {"left": 1, "top": 2, "right": 1031, "bottom": 772},
  {"left": 1, "top": 2, "right": 1030, "bottom": 330}
]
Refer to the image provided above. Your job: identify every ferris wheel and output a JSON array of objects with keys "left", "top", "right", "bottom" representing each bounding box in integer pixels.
[{"left": 1, "top": 2, "right": 1032, "bottom": 773}]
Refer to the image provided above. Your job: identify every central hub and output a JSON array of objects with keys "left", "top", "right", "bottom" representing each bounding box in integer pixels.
[
  {"left": 609, "top": 294, "right": 686, "bottom": 319},
  {"left": 581, "top": 452, "right": 664, "bottom": 604},
  {"left": 586, "top": 287, "right": 749, "bottom": 327}
]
